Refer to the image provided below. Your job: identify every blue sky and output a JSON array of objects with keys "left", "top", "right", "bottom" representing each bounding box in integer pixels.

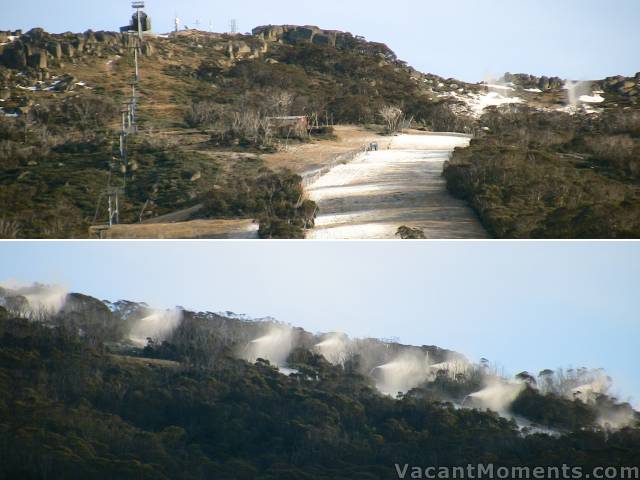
[
  {"left": 1, "top": 241, "right": 639, "bottom": 405},
  {"left": 2, "top": 0, "right": 639, "bottom": 82}
]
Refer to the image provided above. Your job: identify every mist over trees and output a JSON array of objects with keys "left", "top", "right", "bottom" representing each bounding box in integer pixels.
[{"left": 0, "top": 286, "right": 638, "bottom": 478}]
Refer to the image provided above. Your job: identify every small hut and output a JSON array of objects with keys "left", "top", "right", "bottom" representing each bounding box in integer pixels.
[
  {"left": 120, "top": 11, "right": 152, "bottom": 34},
  {"left": 267, "top": 116, "right": 308, "bottom": 138}
]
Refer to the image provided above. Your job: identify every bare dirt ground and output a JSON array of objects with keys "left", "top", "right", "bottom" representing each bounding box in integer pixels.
[
  {"left": 100, "top": 219, "right": 258, "bottom": 239},
  {"left": 306, "top": 132, "right": 489, "bottom": 239},
  {"left": 109, "top": 354, "right": 182, "bottom": 369},
  {"left": 263, "top": 125, "right": 392, "bottom": 175}
]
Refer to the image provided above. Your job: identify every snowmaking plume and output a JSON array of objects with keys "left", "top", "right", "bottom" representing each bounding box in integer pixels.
[
  {"left": 243, "top": 324, "right": 294, "bottom": 367},
  {"left": 0, "top": 281, "right": 68, "bottom": 319},
  {"left": 570, "top": 372, "right": 612, "bottom": 404},
  {"left": 597, "top": 405, "right": 638, "bottom": 431},
  {"left": 428, "top": 355, "right": 472, "bottom": 380},
  {"left": 466, "top": 378, "right": 526, "bottom": 414},
  {"left": 370, "top": 350, "right": 431, "bottom": 397},
  {"left": 314, "top": 332, "right": 350, "bottom": 365},
  {"left": 129, "top": 308, "right": 183, "bottom": 347},
  {"left": 564, "top": 80, "right": 592, "bottom": 108}
]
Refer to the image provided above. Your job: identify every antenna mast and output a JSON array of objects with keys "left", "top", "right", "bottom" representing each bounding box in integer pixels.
[
  {"left": 132, "top": 0, "right": 145, "bottom": 40},
  {"left": 93, "top": 1, "right": 148, "bottom": 235},
  {"left": 229, "top": 19, "right": 238, "bottom": 34}
]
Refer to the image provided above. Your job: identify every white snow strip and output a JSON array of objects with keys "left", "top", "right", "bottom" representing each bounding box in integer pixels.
[
  {"left": 466, "top": 91, "right": 522, "bottom": 116},
  {"left": 524, "top": 88, "right": 542, "bottom": 93},
  {"left": 579, "top": 94, "right": 605, "bottom": 103},
  {"left": 0, "top": 36, "right": 18, "bottom": 46},
  {"left": 0, "top": 108, "right": 19, "bottom": 118},
  {"left": 485, "top": 83, "right": 515, "bottom": 92}
]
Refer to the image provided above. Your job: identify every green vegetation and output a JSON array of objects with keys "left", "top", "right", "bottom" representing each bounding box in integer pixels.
[
  {"left": 0, "top": 104, "right": 315, "bottom": 238},
  {"left": 396, "top": 226, "right": 427, "bottom": 239},
  {"left": 444, "top": 107, "right": 640, "bottom": 238},
  {"left": 198, "top": 161, "right": 316, "bottom": 239},
  {"left": 183, "top": 41, "right": 462, "bottom": 130},
  {"left": 0, "top": 297, "right": 638, "bottom": 479}
]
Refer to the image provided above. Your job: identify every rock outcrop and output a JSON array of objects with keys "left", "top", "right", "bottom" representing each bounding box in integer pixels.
[
  {"left": 598, "top": 74, "right": 640, "bottom": 101},
  {"left": 252, "top": 25, "right": 397, "bottom": 61},
  {"left": 0, "top": 28, "right": 153, "bottom": 73},
  {"left": 503, "top": 72, "right": 564, "bottom": 91}
]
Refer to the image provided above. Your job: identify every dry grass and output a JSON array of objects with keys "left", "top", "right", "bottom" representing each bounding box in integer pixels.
[
  {"left": 95, "top": 218, "right": 258, "bottom": 239},
  {"left": 262, "top": 125, "right": 391, "bottom": 174}
]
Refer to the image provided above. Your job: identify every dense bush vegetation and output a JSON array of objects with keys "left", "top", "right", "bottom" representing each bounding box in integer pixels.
[
  {"left": 444, "top": 106, "right": 640, "bottom": 238},
  {"left": 0, "top": 100, "right": 315, "bottom": 238},
  {"left": 1, "top": 306, "right": 639, "bottom": 479},
  {"left": 199, "top": 161, "right": 316, "bottom": 239},
  {"left": 185, "top": 42, "right": 464, "bottom": 130}
]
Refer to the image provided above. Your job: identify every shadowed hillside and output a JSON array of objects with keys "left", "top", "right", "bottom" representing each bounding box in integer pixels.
[{"left": 0, "top": 285, "right": 638, "bottom": 478}]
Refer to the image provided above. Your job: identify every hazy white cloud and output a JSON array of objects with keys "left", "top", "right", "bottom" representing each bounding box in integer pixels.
[
  {"left": 467, "top": 378, "right": 526, "bottom": 414},
  {"left": 314, "top": 332, "right": 350, "bottom": 365},
  {"left": 243, "top": 324, "right": 294, "bottom": 367},
  {"left": 0, "top": 280, "right": 68, "bottom": 317},
  {"left": 129, "top": 309, "right": 183, "bottom": 347}
]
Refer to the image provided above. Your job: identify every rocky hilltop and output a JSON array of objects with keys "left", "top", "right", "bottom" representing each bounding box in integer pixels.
[
  {"left": 0, "top": 28, "right": 153, "bottom": 73},
  {"left": 253, "top": 24, "right": 397, "bottom": 60}
]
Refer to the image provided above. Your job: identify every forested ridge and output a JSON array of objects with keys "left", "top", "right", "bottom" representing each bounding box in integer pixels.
[{"left": 0, "top": 289, "right": 638, "bottom": 479}]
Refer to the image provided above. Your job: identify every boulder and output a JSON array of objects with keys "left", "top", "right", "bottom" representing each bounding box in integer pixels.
[
  {"left": 27, "top": 50, "right": 47, "bottom": 69},
  {"left": 24, "top": 28, "right": 46, "bottom": 41},
  {"left": 84, "top": 30, "right": 97, "bottom": 45},
  {"left": 311, "top": 33, "right": 331, "bottom": 45},
  {"left": 73, "top": 35, "right": 85, "bottom": 53},
  {"left": 61, "top": 43, "right": 75, "bottom": 58},
  {"left": 284, "top": 27, "right": 314, "bottom": 44},
  {"left": 0, "top": 42, "right": 27, "bottom": 69},
  {"left": 538, "top": 76, "right": 550, "bottom": 90},
  {"left": 142, "top": 42, "right": 154, "bottom": 56},
  {"left": 47, "top": 41, "right": 62, "bottom": 60},
  {"left": 52, "top": 74, "right": 76, "bottom": 92}
]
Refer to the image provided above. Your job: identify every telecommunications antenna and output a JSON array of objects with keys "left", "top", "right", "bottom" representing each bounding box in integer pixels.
[
  {"left": 93, "top": 1, "right": 148, "bottom": 233},
  {"left": 132, "top": 1, "right": 145, "bottom": 40}
]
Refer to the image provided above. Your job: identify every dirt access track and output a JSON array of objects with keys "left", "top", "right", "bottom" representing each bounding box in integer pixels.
[
  {"left": 306, "top": 132, "right": 489, "bottom": 239},
  {"left": 262, "top": 125, "right": 392, "bottom": 175}
]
